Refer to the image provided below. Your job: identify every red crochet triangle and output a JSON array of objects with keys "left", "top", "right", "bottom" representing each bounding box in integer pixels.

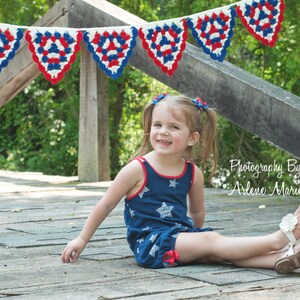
[
  {"left": 236, "top": 0, "right": 285, "bottom": 47},
  {"left": 25, "top": 29, "right": 82, "bottom": 84},
  {"left": 139, "top": 20, "right": 188, "bottom": 76}
]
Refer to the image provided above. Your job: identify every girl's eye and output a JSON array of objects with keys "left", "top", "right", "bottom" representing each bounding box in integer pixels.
[
  {"left": 153, "top": 123, "right": 161, "bottom": 128},
  {"left": 170, "top": 125, "right": 179, "bottom": 130}
]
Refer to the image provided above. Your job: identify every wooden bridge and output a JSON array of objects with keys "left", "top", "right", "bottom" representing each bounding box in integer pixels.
[
  {"left": 0, "top": 170, "right": 300, "bottom": 299},
  {"left": 1, "top": 1, "right": 300, "bottom": 299},
  {"left": 0, "top": 0, "right": 299, "bottom": 182}
]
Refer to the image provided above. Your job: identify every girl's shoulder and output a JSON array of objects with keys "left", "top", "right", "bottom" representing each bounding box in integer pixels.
[
  {"left": 122, "top": 157, "right": 145, "bottom": 173},
  {"left": 189, "top": 163, "right": 204, "bottom": 185},
  {"left": 122, "top": 158, "right": 147, "bottom": 200},
  {"left": 112, "top": 159, "right": 145, "bottom": 194}
]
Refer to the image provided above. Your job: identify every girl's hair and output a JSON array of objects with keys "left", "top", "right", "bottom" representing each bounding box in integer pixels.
[{"left": 130, "top": 94, "right": 218, "bottom": 179}]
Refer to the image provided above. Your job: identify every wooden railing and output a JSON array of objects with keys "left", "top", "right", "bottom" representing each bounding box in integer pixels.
[{"left": 0, "top": 0, "right": 299, "bottom": 182}]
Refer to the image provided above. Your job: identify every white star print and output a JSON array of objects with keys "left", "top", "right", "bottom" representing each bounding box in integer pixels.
[
  {"left": 169, "top": 179, "right": 179, "bottom": 188},
  {"left": 137, "top": 238, "right": 144, "bottom": 244},
  {"left": 129, "top": 208, "right": 135, "bottom": 218},
  {"left": 149, "top": 244, "right": 159, "bottom": 257},
  {"left": 139, "top": 186, "right": 150, "bottom": 198},
  {"left": 171, "top": 223, "right": 182, "bottom": 229},
  {"left": 142, "top": 226, "right": 151, "bottom": 231},
  {"left": 149, "top": 234, "right": 158, "bottom": 243},
  {"left": 156, "top": 202, "right": 173, "bottom": 218},
  {"left": 171, "top": 223, "right": 187, "bottom": 231}
]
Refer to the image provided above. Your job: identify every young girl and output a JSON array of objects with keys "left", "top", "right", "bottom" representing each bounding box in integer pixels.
[{"left": 61, "top": 93, "right": 300, "bottom": 274}]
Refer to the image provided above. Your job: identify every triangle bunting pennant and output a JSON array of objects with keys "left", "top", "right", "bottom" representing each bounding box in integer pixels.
[
  {"left": 0, "top": 25, "right": 23, "bottom": 72},
  {"left": 138, "top": 20, "right": 188, "bottom": 76},
  {"left": 0, "top": 1, "right": 286, "bottom": 82},
  {"left": 83, "top": 27, "right": 138, "bottom": 79},
  {"left": 236, "top": 0, "right": 285, "bottom": 47},
  {"left": 187, "top": 8, "right": 236, "bottom": 62},
  {"left": 25, "top": 29, "right": 82, "bottom": 84}
]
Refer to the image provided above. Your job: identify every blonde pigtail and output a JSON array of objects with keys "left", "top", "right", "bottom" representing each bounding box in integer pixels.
[
  {"left": 129, "top": 102, "right": 155, "bottom": 162},
  {"left": 201, "top": 108, "right": 218, "bottom": 181}
]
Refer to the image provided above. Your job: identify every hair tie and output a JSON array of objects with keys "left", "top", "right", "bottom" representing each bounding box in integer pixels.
[
  {"left": 192, "top": 97, "right": 208, "bottom": 110},
  {"left": 153, "top": 93, "right": 168, "bottom": 105}
]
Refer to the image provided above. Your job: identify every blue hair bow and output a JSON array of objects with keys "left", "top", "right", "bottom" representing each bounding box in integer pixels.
[
  {"left": 153, "top": 93, "right": 168, "bottom": 105},
  {"left": 192, "top": 98, "right": 208, "bottom": 110}
]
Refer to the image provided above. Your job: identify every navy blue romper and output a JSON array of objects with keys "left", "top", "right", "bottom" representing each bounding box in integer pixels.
[{"left": 124, "top": 157, "right": 212, "bottom": 269}]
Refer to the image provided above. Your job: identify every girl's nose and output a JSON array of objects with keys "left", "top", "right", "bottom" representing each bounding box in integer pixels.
[{"left": 159, "top": 127, "right": 169, "bottom": 136}]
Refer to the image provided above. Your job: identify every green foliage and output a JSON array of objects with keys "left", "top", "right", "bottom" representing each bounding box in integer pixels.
[
  {"left": 150, "top": 0, "right": 299, "bottom": 190},
  {"left": 0, "top": 0, "right": 56, "bottom": 25},
  {"left": 215, "top": 117, "right": 297, "bottom": 191},
  {"left": 0, "top": 0, "right": 298, "bottom": 193},
  {"left": 0, "top": 60, "right": 80, "bottom": 176},
  {"left": 109, "top": 0, "right": 160, "bottom": 21}
]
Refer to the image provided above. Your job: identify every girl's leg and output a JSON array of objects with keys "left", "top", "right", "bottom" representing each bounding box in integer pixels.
[
  {"left": 175, "top": 230, "right": 290, "bottom": 264},
  {"left": 231, "top": 243, "right": 300, "bottom": 269},
  {"left": 195, "top": 246, "right": 289, "bottom": 268},
  {"left": 175, "top": 209, "right": 300, "bottom": 268}
]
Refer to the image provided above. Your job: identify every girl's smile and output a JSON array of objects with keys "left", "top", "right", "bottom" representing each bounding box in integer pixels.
[
  {"left": 150, "top": 103, "right": 197, "bottom": 157},
  {"left": 157, "top": 139, "right": 171, "bottom": 145}
]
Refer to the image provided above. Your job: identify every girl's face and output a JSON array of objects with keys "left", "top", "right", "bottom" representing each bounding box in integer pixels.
[{"left": 150, "top": 103, "right": 199, "bottom": 157}]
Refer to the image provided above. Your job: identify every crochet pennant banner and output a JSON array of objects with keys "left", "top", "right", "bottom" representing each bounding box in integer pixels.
[
  {"left": 0, "top": 25, "right": 23, "bottom": 72},
  {"left": 236, "top": 0, "right": 285, "bottom": 47},
  {"left": 25, "top": 29, "right": 82, "bottom": 84},
  {"left": 0, "top": 0, "right": 285, "bottom": 84},
  {"left": 139, "top": 20, "right": 188, "bottom": 76},
  {"left": 187, "top": 7, "right": 236, "bottom": 62},
  {"left": 83, "top": 27, "right": 138, "bottom": 79}
]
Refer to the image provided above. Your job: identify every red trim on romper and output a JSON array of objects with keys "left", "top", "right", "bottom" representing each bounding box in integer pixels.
[
  {"left": 145, "top": 158, "right": 188, "bottom": 179},
  {"left": 126, "top": 157, "right": 190, "bottom": 200},
  {"left": 126, "top": 156, "right": 148, "bottom": 201}
]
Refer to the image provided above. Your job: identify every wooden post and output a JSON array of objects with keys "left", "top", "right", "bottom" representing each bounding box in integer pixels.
[
  {"left": 1, "top": 0, "right": 299, "bottom": 164},
  {"left": 78, "top": 43, "right": 110, "bottom": 182}
]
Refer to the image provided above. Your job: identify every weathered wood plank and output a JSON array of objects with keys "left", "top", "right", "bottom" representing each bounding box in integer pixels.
[
  {"left": 1, "top": 171, "right": 300, "bottom": 299},
  {"left": 69, "top": 0, "right": 300, "bottom": 158},
  {"left": 0, "top": 0, "right": 70, "bottom": 107},
  {"left": 78, "top": 43, "right": 110, "bottom": 181},
  {"left": 0, "top": 257, "right": 211, "bottom": 299}
]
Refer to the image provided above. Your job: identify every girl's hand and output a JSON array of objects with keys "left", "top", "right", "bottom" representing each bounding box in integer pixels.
[
  {"left": 60, "top": 159, "right": 143, "bottom": 264},
  {"left": 61, "top": 236, "right": 87, "bottom": 263}
]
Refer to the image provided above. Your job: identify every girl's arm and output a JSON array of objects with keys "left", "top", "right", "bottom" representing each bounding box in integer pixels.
[
  {"left": 188, "top": 165, "right": 205, "bottom": 228},
  {"left": 61, "top": 160, "right": 143, "bottom": 263}
]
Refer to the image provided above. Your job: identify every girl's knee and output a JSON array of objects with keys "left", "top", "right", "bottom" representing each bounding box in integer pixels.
[
  {"left": 176, "top": 231, "right": 221, "bottom": 248},
  {"left": 204, "top": 232, "right": 225, "bottom": 256},
  {"left": 175, "top": 231, "right": 222, "bottom": 263},
  {"left": 201, "top": 231, "right": 222, "bottom": 245}
]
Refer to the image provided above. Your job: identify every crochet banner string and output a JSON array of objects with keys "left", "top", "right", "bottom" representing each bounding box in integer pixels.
[{"left": 0, "top": 0, "right": 285, "bottom": 84}]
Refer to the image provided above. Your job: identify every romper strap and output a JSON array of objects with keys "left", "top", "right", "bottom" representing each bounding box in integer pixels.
[
  {"left": 126, "top": 156, "right": 147, "bottom": 201},
  {"left": 134, "top": 156, "right": 146, "bottom": 163}
]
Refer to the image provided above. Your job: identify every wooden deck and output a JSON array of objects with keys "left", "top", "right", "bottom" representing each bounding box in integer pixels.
[{"left": 0, "top": 170, "right": 300, "bottom": 299}]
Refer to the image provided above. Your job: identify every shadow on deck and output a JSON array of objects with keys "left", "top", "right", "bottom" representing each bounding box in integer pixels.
[{"left": 0, "top": 170, "right": 299, "bottom": 299}]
